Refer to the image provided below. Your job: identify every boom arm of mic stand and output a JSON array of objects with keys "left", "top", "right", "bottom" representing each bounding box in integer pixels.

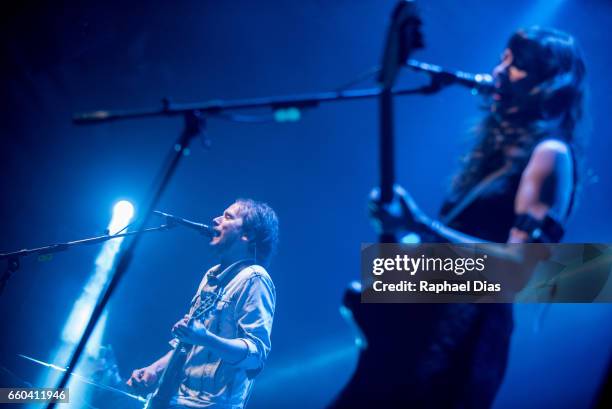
[
  {"left": 0, "top": 225, "right": 176, "bottom": 261},
  {"left": 72, "top": 85, "right": 442, "bottom": 125},
  {"left": 0, "top": 224, "right": 175, "bottom": 296}
]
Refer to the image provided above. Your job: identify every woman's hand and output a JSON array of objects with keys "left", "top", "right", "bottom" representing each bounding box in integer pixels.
[{"left": 369, "top": 184, "right": 429, "bottom": 236}]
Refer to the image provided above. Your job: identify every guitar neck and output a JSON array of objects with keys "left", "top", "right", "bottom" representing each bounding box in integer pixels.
[
  {"left": 378, "top": 88, "right": 396, "bottom": 204},
  {"left": 378, "top": 88, "right": 397, "bottom": 244}
]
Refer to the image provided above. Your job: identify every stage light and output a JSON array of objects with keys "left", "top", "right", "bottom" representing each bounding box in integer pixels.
[
  {"left": 109, "top": 200, "right": 134, "bottom": 234},
  {"left": 113, "top": 200, "right": 134, "bottom": 218},
  {"left": 37, "top": 199, "right": 135, "bottom": 403}
]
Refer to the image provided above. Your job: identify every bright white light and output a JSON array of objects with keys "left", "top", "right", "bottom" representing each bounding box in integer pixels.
[
  {"left": 60, "top": 200, "right": 135, "bottom": 345},
  {"left": 109, "top": 200, "right": 134, "bottom": 234},
  {"left": 113, "top": 200, "right": 134, "bottom": 221},
  {"left": 39, "top": 199, "right": 135, "bottom": 401}
]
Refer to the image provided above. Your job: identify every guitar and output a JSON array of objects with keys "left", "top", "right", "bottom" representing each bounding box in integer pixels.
[
  {"left": 343, "top": 0, "right": 424, "bottom": 336},
  {"left": 330, "top": 2, "right": 424, "bottom": 407},
  {"left": 144, "top": 290, "right": 222, "bottom": 409}
]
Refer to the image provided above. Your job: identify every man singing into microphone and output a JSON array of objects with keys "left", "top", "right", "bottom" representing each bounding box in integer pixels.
[{"left": 127, "top": 199, "right": 279, "bottom": 409}]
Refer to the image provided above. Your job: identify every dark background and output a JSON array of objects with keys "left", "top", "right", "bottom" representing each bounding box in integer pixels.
[{"left": 1, "top": 1, "right": 611, "bottom": 408}]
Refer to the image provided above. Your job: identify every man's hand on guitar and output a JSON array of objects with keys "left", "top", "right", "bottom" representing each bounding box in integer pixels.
[
  {"left": 126, "top": 366, "right": 158, "bottom": 390},
  {"left": 173, "top": 319, "right": 213, "bottom": 346},
  {"left": 369, "top": 184, "right": 428, "bottom": 235},
  {"left": 172, "top": 315, "right": 189, "bottom": 333}
]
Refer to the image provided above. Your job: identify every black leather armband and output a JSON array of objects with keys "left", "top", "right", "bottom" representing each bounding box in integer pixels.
[{"left": 513, "top": 213, "right": 564, "bottom": 243}]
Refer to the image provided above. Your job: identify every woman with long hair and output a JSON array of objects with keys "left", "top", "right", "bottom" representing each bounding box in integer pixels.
[
  {"left": 353, "top": 26, "right": 588, "bottom": 408},
  {"left": 435, "top": 26, "right": 587, "bottom": 245},
  {"left": 374, "top": 26, "right": 587, "bottom": 245}
]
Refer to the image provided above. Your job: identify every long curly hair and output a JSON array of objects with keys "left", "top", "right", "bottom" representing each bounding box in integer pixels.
[{"left": 451, "top": 27, "right": 587, "bottom": 198}]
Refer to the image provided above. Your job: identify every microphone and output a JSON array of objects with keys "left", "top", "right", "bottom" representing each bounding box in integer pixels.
[
  {"left": 405, "top": 59, "right": 494, "bottom": 94},
  {"left": 153, "top": 210, "right": 218, "bottom": 238}
]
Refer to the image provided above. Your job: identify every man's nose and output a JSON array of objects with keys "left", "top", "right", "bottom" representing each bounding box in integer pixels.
[{"left": 213, "top": 216, "right": 222, "bottom": 225}]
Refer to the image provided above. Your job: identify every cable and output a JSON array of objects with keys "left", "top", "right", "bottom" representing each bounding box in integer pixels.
[{"left": 334, "top": 65, "right": 381, "bottom": 92}]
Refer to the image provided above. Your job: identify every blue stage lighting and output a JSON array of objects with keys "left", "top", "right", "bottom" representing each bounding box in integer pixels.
[
  {"left": 36, "top": 199, "right": 135, "bottom": 402},
  {"left": 109, "top": 200, "right": 134, "bottom": 234}
]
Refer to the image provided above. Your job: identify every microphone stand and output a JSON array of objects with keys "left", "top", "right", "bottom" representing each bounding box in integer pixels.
[
  {"left": 44, "top": 108, "right": 207, "bottom": 409},
  {"left": 37, "top": 1, "right": 456, "bottom": 404},
  {"left": 0, "top": 224, "right": 176, "bottom": 297},
  {"left": 58, "top": 87, "right": 444, "bottom": 409}
]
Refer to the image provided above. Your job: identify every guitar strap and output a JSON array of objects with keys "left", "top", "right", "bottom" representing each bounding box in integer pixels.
[
  {"left": 190, "top": 259, "right": 256, "bottom": 320},
  {"left": 442, "top": 138, "right": 578, "bottom": 227},
  {"left": 440, "top": 164, "right": 513, "bottom": 225}
]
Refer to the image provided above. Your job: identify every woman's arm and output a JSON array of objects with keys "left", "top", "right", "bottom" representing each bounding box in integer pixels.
[
  {"left": 369, "top": 140, "right": 574, "bottom": 278},
  {"left": 373, "top": 140, "right": 573, "bottom": 246},
  {"left": 509, "top": 139, "right": 574, "bottom": 243}
]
